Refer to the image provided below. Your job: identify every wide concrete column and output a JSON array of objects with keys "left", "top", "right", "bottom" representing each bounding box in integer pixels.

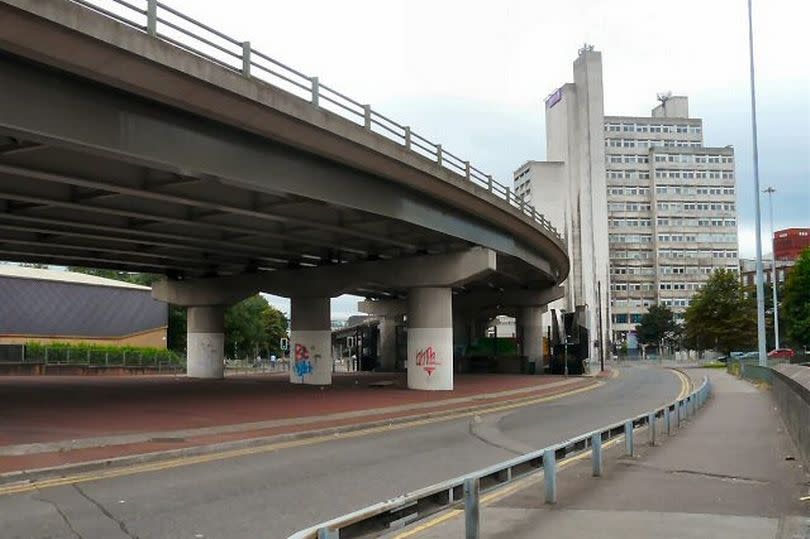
[
  {"left": 519, "top": 306, "right": 545, "bottom": 369},
  {"left": 290, "top": 296, "right": 332, "bottom": 385},
  {"left": 407, "top": 287, "right": 453, "bottom": 390},
  {"left": 187, "top": 305, "right": 225, "bottom": 379}
]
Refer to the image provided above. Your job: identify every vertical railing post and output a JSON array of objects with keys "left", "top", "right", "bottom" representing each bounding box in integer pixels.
[
  {"left": 591, "top": 433, "right": 603, "bottom": 477},
  {"left": 404, "top": 126, "right": 411, "bottom": 149},
  {"left": 624, "top": 420, "right": 634, "bottom": 456},
  {"left": 666, "top": 405, "right": 672, "bottom": 435},
  {"left": 317, "top": 527, "right": 339, "bottom": 539},
  {"left": 363, "top": 105, "right": 371, "bottom": 129},
  {"left": 241, "top": 41, "right": 251, "bottom": 77},
  {"left": 543, "top": 449, "right": 557, "bottom": 504},
  {"left": 436, "top": 144, "right": 443, "bottom": 166},
  {"left": 505, "top": 186, "right": 511, "bottom": 205},
  {"left": 465, "top": 161, "right": 471, "bottom": 181},
  {"left": 311, "top": 76, "right": 319, "bottom": 107},
  {"left": 649, "top": 412, "right": 657, "bottom": 446},
  {"left": 487, "top": 175, "right": 493, "bottom": 191},
  {"left": 463, "top": 476, "right": 480, "bottom": 539},
  {"left": 147, "top": 0, "right": 157, "bottom": 36}
]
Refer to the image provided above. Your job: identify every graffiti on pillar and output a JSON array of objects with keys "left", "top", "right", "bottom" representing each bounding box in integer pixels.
[
  {"left": 294, "top": 343, "right": 313, "bottom": 378},
  {"left": 415, "top": 346, "right": 441, "bottom": 376}
]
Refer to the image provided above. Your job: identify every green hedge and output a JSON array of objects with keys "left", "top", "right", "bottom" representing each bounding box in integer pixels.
[{"left": 24, "top": 341, "right": 184, "bottom": 366}]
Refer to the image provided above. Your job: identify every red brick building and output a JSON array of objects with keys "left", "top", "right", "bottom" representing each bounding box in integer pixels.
[{"left": 773, "top": 228, "right": 810, "bottom": 261}]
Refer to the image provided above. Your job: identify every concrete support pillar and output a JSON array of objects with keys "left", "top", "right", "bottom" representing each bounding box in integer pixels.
[
  {"left": 407, "top": 287, "right": 453, "bottom": 390},
  {"left": 290, "top": 296, "right": 332, "bottom": 385},
  {"left": 519, "top": 306, "right": 545, "bottom": 370},
  {"left": 377, "top": 316, "right": 398, "bottom": 371},
  {"left": 187, "top": 305, "right": 225, "bottom": 379}
]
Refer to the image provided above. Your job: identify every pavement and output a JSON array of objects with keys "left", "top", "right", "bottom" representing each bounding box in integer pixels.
[
  {"left": 0, "top": 365, "right": 685, "bottom": 538},
  {"left": 404, "top": 369, "right": 810, "bottom": 539},
  {"left": 0, "top": 371, "right": 601, "bottom": 476}
]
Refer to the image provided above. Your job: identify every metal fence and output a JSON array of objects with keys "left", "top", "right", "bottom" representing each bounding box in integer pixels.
[
  {"left": 288, "top": 374, "right": 711, "bottom": 539},
  {"left": 67, "top": 0, "right": 563, "bottom": 247}
]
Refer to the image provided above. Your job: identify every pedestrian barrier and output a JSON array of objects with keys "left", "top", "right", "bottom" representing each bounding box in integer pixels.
[{"left": 288, "top": 374, "right": 711, "bottom": 539}]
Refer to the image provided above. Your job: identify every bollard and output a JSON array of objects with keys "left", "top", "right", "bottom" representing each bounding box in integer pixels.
[
  {"left": 624, "top": 421, "right": 634, "bottom": 456},
  {"left": 591, "top": 433, "right": 603, "bottom": 477},
  {"left": 543, "top": 449, "right": 557, "bottom": 504},
  {"left": 648, "top": 412, "right": 657, "bottom": 446},
  {"left": 463, "top": 476, "right": 480, "bottom": 539}
]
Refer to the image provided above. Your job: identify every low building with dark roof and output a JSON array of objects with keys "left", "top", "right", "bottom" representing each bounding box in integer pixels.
[{"left": 0, "top": 265, "right": 167, "bottom": 348}]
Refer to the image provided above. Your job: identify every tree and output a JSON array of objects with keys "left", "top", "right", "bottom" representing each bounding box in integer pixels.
[
  {"left": 636, "top": 305, "right": 677, "bottom": 349},
  {"left": 782, "top": 247, "right": 810, "bottom": 349},
  {"left": 684, "top": 268, "right": 756, "bottom": 355},
  {"left": 263, "top": 304, "right": 289, "bottom": 356},
  {"left": 224, "top": 294, "right": 289, "bottom": 359}
]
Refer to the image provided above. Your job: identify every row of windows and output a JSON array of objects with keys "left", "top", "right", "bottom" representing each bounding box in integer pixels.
[
  {"left": 661, "top": 299, "right": 691, "bottom": 308},
  {"left": 660, "top": 282, "right": 704, "bottom": 291},
  {"left": 612, "top": 313, "right": 645, "bottom": 324},
  {"left": 610, "top": 234, "right": 653, "bottom": 243},
  {"left": 612, "top": 250, "right": 652, "bottom": 259},
  {"left": 612, "top": 282, "right": 656, "bottom": 292},
  {"left": 658, "top": 233, "right": 737, "bottom": 243},
  {"left": 607, "top": 171, "right": 651, "bottom": 180},
  {"left": 609, "top": 155, "right": 650, "bottom": 164},
  {"left": 657, "top": 202, "right": 736, "bottom": 211},
  {"left": 658, "top": 249, "right": 738, "bottom": 259},
  {"left": 655, "top": 185, "right": 735, "bottom": 195},
  {"left": 658, "top": 217, "right": 737, "bottom": 227},
  {"left": 608, "top": 202, "right": 653, "bottom": 212},
  {"left": 654, "top": 154, "right": 733, "bottom": 164},
  {"left": 610, "top": 218, "right": 651, "bottom": 227},
  {"left": 605, "top": 123, "right": 702, "bottom": 135},
  {"left": 611, "top": 265, "right": 656, "bottom": 275},
  {"left": 606, "top": 139, "right": 702, "bottom": 149},
  {"left": 609, "top": 187, "right": 650, "bottom": 196},
  {"left": 655, "top": 170, "right": 734, "bottom": 180},
  {"left": 612, "top": 299, "right": 653, "bottom": 308}
]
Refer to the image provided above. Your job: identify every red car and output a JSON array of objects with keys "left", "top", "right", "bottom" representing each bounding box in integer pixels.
[{"left": 767, "top": 348, "right": 796, "bottom": 359}]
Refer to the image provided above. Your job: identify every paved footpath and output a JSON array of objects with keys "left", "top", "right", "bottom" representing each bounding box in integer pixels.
[
  {"left": 0, "top": 372, "right": 600, "bottom": 477},
  {"left": 406, "top": 369, "right": 810, "bottom": 539}
]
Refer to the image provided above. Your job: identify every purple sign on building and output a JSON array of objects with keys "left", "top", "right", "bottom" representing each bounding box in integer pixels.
[{"left": 546, "top": 87, "right": 563, "bottom": 108}]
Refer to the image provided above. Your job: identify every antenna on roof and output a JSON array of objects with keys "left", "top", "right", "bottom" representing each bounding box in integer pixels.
[{"left": 656, "top": 91, "right": 673, "bottom": 104}]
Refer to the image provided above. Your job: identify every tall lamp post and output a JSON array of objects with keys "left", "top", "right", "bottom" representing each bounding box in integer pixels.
[
  {"left": 747, "top": 0, "right": 768, "bottom": 367},
  {"left": 763, "top": 186, "right": 779, "bottom": 349}
]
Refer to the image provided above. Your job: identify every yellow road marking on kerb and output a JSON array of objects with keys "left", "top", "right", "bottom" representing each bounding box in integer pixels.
[
  {"left": 0, "top": 381, "right": 603, "bottom": 497},
  {"left": 394, "top": 366, "right": 690, "bottom": 538}
]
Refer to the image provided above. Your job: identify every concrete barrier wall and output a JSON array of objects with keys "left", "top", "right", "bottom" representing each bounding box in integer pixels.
[{"left": 771, "top": 364, "right": 810, "bottom": 466}]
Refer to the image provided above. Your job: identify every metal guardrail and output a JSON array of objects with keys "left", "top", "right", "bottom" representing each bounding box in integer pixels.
[
  {"left": 66, "top": 0, "right": 563, "bottom": 247},
  {"left": 288, "top": 374, "right": 711, "bottom": 538}
]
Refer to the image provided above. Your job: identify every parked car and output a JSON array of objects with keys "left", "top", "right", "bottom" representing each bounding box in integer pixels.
[{"left": 767, "top": 348, "right": 796, "bottom": 359}]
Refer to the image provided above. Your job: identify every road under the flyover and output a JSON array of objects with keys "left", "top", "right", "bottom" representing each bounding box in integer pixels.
[{"left": 0, "top": 366, "right": 682, "bottom": 539}]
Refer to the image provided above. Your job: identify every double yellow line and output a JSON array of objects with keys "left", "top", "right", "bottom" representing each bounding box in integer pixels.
[
  {"left": 0, "top": 381, "right": 602, "bottom": 497},
  {"left": 393, "top": 367, "right": 691, "bottom": 538}
]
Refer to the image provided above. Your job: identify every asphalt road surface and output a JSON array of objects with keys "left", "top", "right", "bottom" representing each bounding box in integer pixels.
[{"left": 1, "top": 365, "right": 682, "bottom": 539}]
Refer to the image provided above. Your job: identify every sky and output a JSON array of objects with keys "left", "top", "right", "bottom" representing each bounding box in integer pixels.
[{"left": 114, "top": 0, "right": 810, "bottom": 318}]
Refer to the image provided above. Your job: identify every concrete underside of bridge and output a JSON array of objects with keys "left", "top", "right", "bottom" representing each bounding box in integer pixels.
[{"left": 0, "top": 0, "right": 570, "bottom": 389}]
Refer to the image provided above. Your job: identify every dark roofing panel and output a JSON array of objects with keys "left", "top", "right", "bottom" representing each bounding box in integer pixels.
[{"left": 0, "top": 277, "right": 167, "bottom": 337}]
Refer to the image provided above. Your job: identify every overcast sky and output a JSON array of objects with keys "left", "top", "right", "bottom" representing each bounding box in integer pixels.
[{"left": 163, "top": 0, "right": 808, "bottom": 319}]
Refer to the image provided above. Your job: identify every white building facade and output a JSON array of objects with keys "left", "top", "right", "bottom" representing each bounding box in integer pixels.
[{"left": 606, "top": 97, "right": 739, "bottom": 347}]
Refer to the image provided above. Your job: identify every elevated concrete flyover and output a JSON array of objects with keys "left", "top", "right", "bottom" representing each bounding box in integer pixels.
[{"left": 0, "top": 0, "right": 569, "bottom": 389}]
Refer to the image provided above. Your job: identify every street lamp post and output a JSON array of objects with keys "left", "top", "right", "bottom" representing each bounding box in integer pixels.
[
  {"left": 763, "top": 186, "right": 779, "bottom": 349},
  {"left": 747, "top": 0, "right": 768, "bottom": 367}
]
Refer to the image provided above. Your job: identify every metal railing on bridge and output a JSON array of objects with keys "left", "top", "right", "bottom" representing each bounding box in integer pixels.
[
  {"left": 287, "top": 374, "right": 711, "bottom": 538},
  {"left": 67, "top": 0, "right": 563, "bottom": 247}
]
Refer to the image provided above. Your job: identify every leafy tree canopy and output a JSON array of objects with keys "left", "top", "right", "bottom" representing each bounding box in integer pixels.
[
  {"left": 636, "top": 304, "right": 677, "bottom": 346},
  {"left": 782, "top": 247, "right": 810, "bottom": 348}
]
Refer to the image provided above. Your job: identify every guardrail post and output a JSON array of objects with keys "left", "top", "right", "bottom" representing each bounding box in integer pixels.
[
  {"left": 666, "top": 405, "right": 672, "bottom": 435},
  {"left": 404, "top": 126, "right": 411, "bottom": 149},
  {"left": 436, "top": 144, "right": 443, "bottom": 166},
  {"left": 241, "top": 41, "right": 251, "bottom": 77},
  {"left": 648, "top": 412, "right": 657, "bottom": 446},
  {"left": 147, "top": 0, "right": 157, "bottom": 36},
  {"left": 465, "top": 161, "right": 471, "bottom": 180},
  {"left": 317, "top": 527, "right": 339, "bottom": 539},
  {"left": 591, "top": 433, "right": 603, "bottom": 477},
  {"left": 505, "top": 186, "right": 511, "bottom": 204},
  {"left": 311, "top": 77, "right": 320, "bottom": 107},
  {"left": 624, "top": 420, "right": 634, "bottom": 456},
  {"left": 463, "top": 476, "right": 480, "bottom": 539},
  {"left": 543, "top": 449, "right": 557, "bottom": 503},
  {"left": 363, "top": 105, "right": 371, "bottom": 129},
  {"left": 487, "top": 175, "right": 493, "bottom": 191}
]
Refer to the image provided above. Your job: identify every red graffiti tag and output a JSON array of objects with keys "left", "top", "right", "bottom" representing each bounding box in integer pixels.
[{"left": 415, "top": 346, "right": 440, "bottom": 376}]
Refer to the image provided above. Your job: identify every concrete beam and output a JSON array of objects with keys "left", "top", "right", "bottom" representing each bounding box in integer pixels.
[
  {"left": 153, "top": 248, "right": 497, "bottom": 305},
  {"left": 453, "top": 286, "right": 564, "bottom": 312}
]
